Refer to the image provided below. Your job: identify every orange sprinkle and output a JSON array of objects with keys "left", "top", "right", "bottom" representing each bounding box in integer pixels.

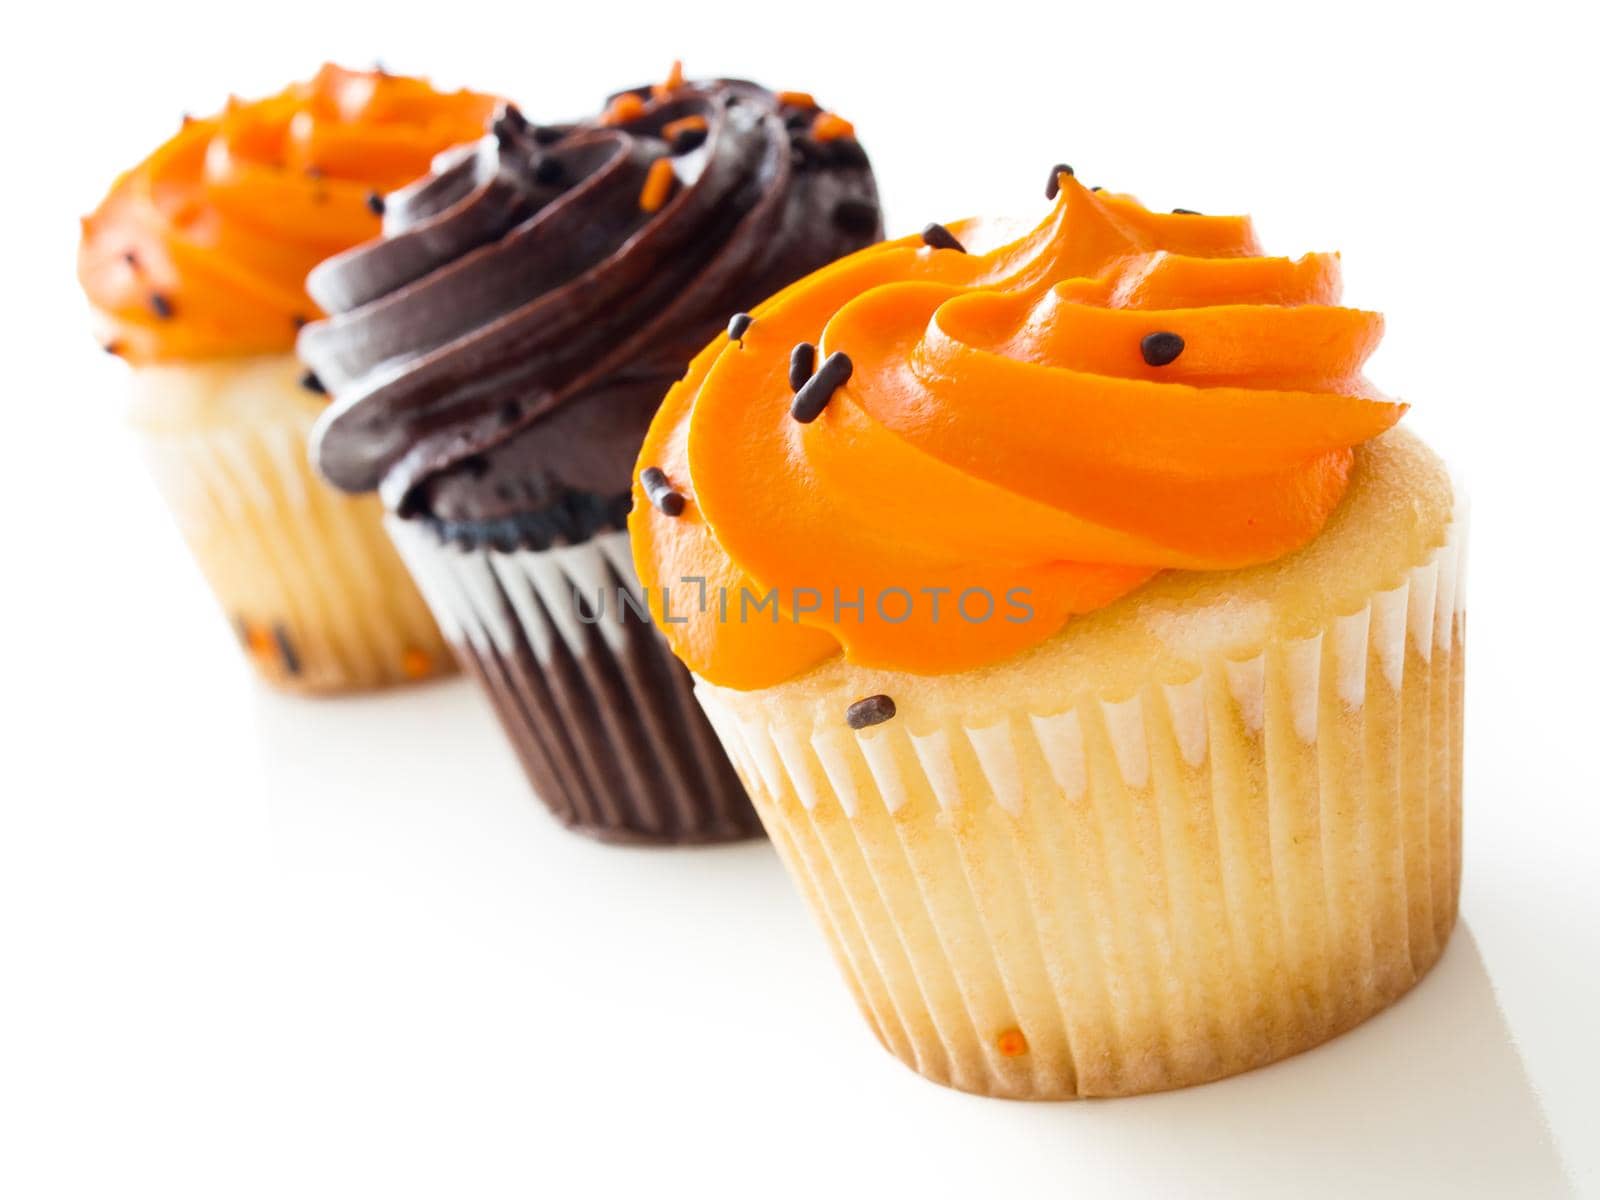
[
  {"left": 401, "top": 648, "right": 433, "bottom": 679},
  {"left": 996, "top": 1028, "right": 1029, "bottom": 1058},
  {"left": 810, "top": 112, "right": 856, "bottom": 143},
  {"left": 776, "top": 90, "right": 817, "bottom": 109},
  {"left": 639, "top": 158, "right": 677, "bottom": 213},
  {"left": 662, "top": 115, "right": 709, "bottom": 141},
  {"left": 601, "top": 92, "right": 646, "bottom": 125},
  {"left": 244, "top": 624, "right": 275, "bottom": 661},
  {"left": 652, "top": 60, "right": 685, "bottom": 98}
]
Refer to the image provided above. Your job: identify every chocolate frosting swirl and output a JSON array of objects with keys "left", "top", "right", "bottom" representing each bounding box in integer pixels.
[{"left": 301, "top": 78, "right": 882, "bottom": 542}]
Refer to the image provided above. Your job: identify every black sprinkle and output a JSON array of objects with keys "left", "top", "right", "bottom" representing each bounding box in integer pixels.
[
  {"left": 1140, "top": 331, "right": 1186, "bottom": 367},
  {"left": 180, "top": 112, "right": 195, "bottom": 127},
  {"left": 102, "top": 341, "right": 123, "bottom": 357},
  {"left": 1045, "top": 162, "right": 1074, "bottom": 200},
  {"left": 791, "top": 351, "right": 852, "bottom": 423},
  {"left": 832, "top": 197, "right": 879, "bottom": 236},
  {"left": 365, "top": 191, "right": 386, "bottom": 216},
  {"left": 122, "top": 250, "right": 140, "bottom": 269},
  {"left": 1172, "top": 207, "right": 1201, "bottom": 215},
  {"left": 670, "top": 125, "right": 708, "bottom": 154},
  {"left": 1090, "top": 185, "right": 1103, "bottom": 193},
  {"left": 533, "top": 157, "right": 564, "bottom": 186},
  {"left": 273, "top": 624, "right": 302, "bottom": 676},
  {"left": 291, "top": 314, "right": 309, "bottom": 330},
  {"left": 298, "top": 370, "right": 326, "bottom": 394},
  {"left": 845, "top": 694, "right": 896, "bottom": 729},
  {"left": 920, "top": 222, "right": 966, "bottom": 253},
  {"left": 149, "top": 292, "right": 174, "bottom": 319},
  {"left": 640, "top": 466, "right": 686, "bottom": 517},
  {"left": 788, "top": 342, "right": 816, "bottom": 391},
  {"left": 727, "top": 312, "right": 753, "bottom": 344}
]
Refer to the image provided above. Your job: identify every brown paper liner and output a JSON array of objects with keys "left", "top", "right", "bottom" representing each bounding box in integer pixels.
[
  {"left": 388, "top": 521, "right": 759, "bottom": 844},
  {"left": 128, "top": 357, "right": 452, "bottom": 693},
  {"left": 696, "top": 506, "right": 1467, "bottom": 1098}
]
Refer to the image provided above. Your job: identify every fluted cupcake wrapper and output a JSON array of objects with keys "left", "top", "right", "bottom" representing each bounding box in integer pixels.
[
  {"left": 387, "top": 523, "right": 759, "bottom": 844},
  {"left": 696, "top": 508, "right": 1467, "bottom": 1099},
  {"left": 129, "top": 358, "right": 452, "bottom": 693}
]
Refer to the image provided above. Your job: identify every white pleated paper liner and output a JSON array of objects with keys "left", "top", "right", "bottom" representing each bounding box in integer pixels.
[
  {"left": 389, "top": 522, "right": 758, "bottom": 844},
  {"left": 695, "top": 504, "right": 1468, "bottom": 1098},
  {"left": 129, "top": 356, "right": 452, "bottom": 692}
]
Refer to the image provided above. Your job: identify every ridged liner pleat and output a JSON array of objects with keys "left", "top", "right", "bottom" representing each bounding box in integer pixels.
[
  {"left": 697, "top": 510, "right": 1468, "bottom": 1098},
  {"left": 388, "top": 523, "right": 759, "bottom": 844},
  {"left": 135, "top": 399, "right": 451, "bottom": 693}
]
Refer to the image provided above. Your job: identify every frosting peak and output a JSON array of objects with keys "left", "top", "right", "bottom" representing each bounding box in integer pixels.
[
  {"left": 78, "top": 65, "right": 498, "bottom": 363},
  {"left": 629, "top": 177, "right": 1407, "bottom": 689}
]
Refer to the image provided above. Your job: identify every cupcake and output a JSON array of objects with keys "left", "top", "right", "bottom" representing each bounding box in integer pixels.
[
  {"left": 78, "top": 65, "right": 496, "bottom": 691},
  {"left": 301, "top": 67, "right": 883, "bottom": 842},
  {"left": 630, "top": 170, "right": 1466, "bottom": 1096}
]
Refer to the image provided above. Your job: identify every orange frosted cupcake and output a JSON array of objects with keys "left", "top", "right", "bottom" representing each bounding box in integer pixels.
[
  {"left": 78, "top": 65, "right": 497, "bottom": 691},
  {"left": 630, "top": 169, "right": 1465, "bottom": 1097}
]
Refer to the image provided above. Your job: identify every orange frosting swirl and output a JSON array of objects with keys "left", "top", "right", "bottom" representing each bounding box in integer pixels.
[
  {"left": 629, "top": 175, "right": 1408, "bottom": 690},
  {"left": 78, "top": 65, "right": 497, "bottom": 363}
]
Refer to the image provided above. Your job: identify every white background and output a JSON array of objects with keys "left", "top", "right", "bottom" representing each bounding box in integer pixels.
[{"left": 3, "top": 1, "right": 1597, "bottom": 1195}]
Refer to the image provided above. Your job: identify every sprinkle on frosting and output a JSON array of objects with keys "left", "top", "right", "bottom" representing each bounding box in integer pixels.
[
  {"left": 149, "top": 292, "right": 174, "bottom": 319},
  {"left": 601, "top": 92, "right": 646, "bottom": 125},
  {"left": 788, "top": 342, "right": 816, "bottom": 391},
  {"left": 1140, "top": 330, "right": 1186, "bottom": 366},
  {"left": 727, "top": 312, "right": 754, "bottom": 344},
  {"left": 777, "top": 90, "right": 818, "bottom": 108},
  {"left": 299, "top": 369, "right": 327, "bottom": 394},
  {"left": 920, "top": 222, "right": 966, "bottom": 253},
  {"left": 652, "top": 60, "right": 686, "bottom": 98},
  {"left": 639, "top": 158, "right": 677, "bottom": 213},
  {"left": 811, "top": 112, "right": 856, "bottom": 143},
  {"left": 1044, "top": 162, "right": 1074, "bottom": 199},
  {"left": 790, "top": 350, "right": 852, "bottom": 423},
  {"left": 845, "top": 694, "right": 897, "bottom": 729},
  {"left": 640, "top": 467, "right": 687, "bottom": 516},
  {"left": 663, "top": 113, "right": 709, "bottom": 142},
  {"left": 365, "top": 191, "right": 386, "bottom": 217},
  {"left": 1173, "top": 207, "right": 1201, "bottom": 215}
]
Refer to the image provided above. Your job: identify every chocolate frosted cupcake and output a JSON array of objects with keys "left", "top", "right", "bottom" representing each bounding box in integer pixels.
[{"left": 302, "top": 67, "right": 882, "bottom": 842}]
